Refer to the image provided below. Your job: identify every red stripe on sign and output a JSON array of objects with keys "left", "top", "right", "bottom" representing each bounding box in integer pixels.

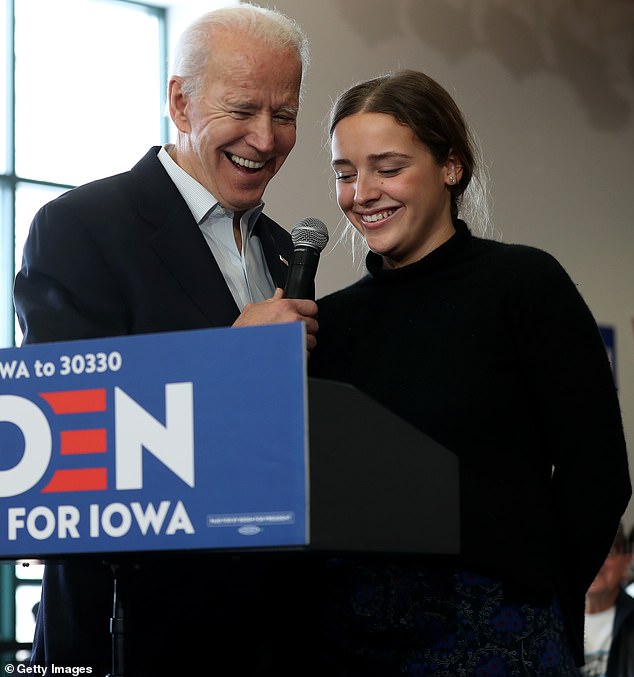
[
  {"left": 39, "top": 389, "right": 107, "bottom": 413},
  {"left": 42, "top": 468, "right": 107, "bottom": 492},
  {"left": 60, "top": 429, "right": 107, "bottom": 454}
]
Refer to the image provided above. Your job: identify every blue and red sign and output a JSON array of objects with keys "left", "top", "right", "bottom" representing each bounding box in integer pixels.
[{"left": 0, "top": 324, "right": 308, "bottom": 558}]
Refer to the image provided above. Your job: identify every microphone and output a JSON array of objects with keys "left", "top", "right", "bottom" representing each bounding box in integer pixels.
[{"left": 283, "top": 217, "right": 329, "bottom": 300}]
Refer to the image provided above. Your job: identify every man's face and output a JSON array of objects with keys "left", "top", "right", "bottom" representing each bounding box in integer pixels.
[{"left": 170, "top": 30, "right": 302, "bottom": 213}]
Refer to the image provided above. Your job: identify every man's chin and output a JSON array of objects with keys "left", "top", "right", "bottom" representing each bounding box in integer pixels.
[{"left": 223, "top": 182, "right": 271, "bottom": 212}]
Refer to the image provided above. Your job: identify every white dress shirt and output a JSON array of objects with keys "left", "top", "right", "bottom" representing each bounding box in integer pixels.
[{"left": 158, "top": 145, "right": 276, "bottom": 310}]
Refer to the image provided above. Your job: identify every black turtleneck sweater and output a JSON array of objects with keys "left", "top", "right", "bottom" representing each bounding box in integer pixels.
[{"left": 308, "top": 220, "right": 630, "bottom": 663}]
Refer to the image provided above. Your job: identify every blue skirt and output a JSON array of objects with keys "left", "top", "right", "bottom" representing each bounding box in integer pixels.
[{"left": 315, "top": 557, "right": 580, "bottom": 676}]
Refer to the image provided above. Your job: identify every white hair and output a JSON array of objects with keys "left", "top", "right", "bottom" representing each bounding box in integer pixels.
[{"left": 171, "top": 3, "right": 310, "bottom": 101}]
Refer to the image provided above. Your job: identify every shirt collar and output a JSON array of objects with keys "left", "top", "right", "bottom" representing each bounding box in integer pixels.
[{"left": 158, "top": 145, "right": 264, "bottom": 230}]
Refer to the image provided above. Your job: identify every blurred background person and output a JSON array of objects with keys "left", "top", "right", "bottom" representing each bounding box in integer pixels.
[{"left": 583, "top": 522, "right": 634, "bottom": 677}]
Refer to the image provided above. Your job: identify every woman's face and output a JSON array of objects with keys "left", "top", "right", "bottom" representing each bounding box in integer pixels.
[{"left": 331, "top": 112, "right": 460, "bottom": 268}]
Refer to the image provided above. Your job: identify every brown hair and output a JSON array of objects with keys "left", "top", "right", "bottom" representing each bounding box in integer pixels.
[{"left": 329, "top": 70, "right": 475, "bottom": 221}]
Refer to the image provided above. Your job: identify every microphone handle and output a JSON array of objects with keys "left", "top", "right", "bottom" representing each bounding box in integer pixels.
[{"left": 283, "top": 247, "right": 320, "bottom": 300}]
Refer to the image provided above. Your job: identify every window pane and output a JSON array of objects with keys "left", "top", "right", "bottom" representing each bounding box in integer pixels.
[
  {"left": 0, "top": 181, "right": 13, "bottom": 347},
  {"left": 0, "top": 0, "right": 8, "bottom": 174},
  {"left": 15, "top": 0, "right": 163, "bottom": 186},
  {"left": 15, "top": 583, "right": 41, "bottom": 644},
  {"left": 14, "top": 182, "right": 69, "bottom": 345}
]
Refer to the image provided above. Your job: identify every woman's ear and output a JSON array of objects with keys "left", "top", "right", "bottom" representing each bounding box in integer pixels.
[{"left": 444, "top": 151, "right": 463, "bottom": 186}]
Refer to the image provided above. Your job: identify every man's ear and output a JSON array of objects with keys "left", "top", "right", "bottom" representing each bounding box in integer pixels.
[{"left": 168, "top": 77, "right": 191, "bottom": 133}]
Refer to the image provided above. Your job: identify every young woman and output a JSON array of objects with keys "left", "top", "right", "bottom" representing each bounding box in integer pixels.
[{"left": 308, "top": 69, "right": 630, "bottom": 676}]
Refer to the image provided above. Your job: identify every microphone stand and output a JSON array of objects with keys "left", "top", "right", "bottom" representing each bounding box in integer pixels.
[{"left": 106, "top": 563, "right": 125, "bottom": 677}]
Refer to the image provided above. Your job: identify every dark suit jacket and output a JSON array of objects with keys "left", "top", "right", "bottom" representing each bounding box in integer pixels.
[
  {"left": 15, "top": 146, "right": 293, "bottom": 343},
  {"left": 14, "top": 147, "right": 314, "bottom": 677}
]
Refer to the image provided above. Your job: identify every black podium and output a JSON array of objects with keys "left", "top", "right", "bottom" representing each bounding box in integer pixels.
[{"left": 307, "top": 377, "right": 459, "bottom": 555}]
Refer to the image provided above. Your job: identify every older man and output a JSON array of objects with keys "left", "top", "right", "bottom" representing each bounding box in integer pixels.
[{"left": 15, "top": 5, "right": 317, "bottom": 675}]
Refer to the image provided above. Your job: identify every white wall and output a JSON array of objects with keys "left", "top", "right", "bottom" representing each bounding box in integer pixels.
[{"left": 169, "top": 0, "right": 634, "bottom": 527}]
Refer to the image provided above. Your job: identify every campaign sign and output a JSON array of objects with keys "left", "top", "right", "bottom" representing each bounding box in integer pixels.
[{"left": 0, "top": 323, "right": 308, "bottom": 559}]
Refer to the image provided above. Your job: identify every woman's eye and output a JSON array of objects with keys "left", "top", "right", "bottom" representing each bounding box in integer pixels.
[
  {"left": 379, "top": 167, "right": 402, "bottom": 176},
  {"left": 335, "top": 173, "right": 356, "bottom": 182}
]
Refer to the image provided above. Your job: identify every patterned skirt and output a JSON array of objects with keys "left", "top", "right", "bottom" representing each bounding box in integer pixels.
[{"left": 313, "top": 557, "right": 581, "bottom": 676}]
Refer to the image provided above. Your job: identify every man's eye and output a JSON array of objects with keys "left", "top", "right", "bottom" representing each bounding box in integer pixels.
[{"left": 274, "top": 113, "right": 296, "bottom": 123}]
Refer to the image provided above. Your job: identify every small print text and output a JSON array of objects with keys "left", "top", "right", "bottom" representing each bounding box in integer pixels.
[{"left": 0, "top": 352, "right": 122, "bottom": 380}]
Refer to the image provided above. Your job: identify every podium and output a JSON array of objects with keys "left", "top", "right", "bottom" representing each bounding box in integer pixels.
[
  {"left": 0, "top": 324, "right": 459, "bottom": 675},
  {"left": 0, "top": 323, "right": 459, "bottom": 559},
  {"left": 308, "top": 377, "right": 459, "bottom": 554}
]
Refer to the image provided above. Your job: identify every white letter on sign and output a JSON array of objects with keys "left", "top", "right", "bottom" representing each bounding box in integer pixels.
[
  {"left": 114, "top": 383, "right": 194, "bottom": 490},
  {"left": 0, "top": 395, "right": 52, "bottom": 497}
]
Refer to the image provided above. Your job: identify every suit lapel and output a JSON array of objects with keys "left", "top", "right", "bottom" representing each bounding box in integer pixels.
[
  {"left": 131, "top": 148, "right": 240, "bottom": 326},
  {"left": 256, "top": 213, "right": 293, "bottom": 290}
]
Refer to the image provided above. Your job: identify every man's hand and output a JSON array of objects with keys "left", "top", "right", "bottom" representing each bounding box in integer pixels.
[{"left": 233, "top": 288, "right": 319, "bottom": 353}]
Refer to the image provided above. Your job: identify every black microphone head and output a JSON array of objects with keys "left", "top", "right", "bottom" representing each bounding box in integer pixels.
[{"left": 291, "top": 217, "right": 329, "bottom": 252}]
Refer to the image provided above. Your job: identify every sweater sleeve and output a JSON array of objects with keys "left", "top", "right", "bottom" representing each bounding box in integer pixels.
[{"left": 505, "top": 246, "right": 630, "bottom": 595}]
